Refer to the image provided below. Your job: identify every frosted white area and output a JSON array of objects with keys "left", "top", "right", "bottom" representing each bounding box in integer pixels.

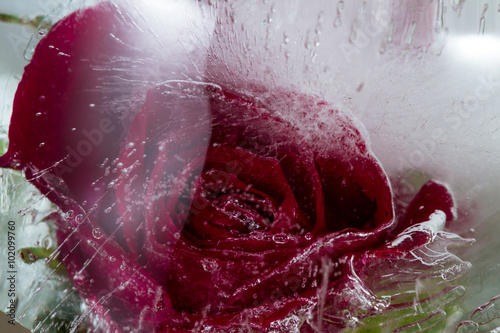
[{"left": 206, "top": 0, "right": 500, "bottom": 230}]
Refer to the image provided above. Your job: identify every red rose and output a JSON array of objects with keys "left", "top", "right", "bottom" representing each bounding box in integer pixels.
[{"left": 0, "top": 2, "right": 463, "bottom": 332}]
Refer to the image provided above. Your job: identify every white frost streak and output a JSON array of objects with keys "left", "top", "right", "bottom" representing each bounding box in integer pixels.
[{"left": 388, "top": 210, "right": 446, "bottom": 248}]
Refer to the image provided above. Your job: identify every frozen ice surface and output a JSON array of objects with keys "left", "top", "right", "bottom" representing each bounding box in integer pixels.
[{"left": 0, "top": 0, "right": 499, "bottom": 332}]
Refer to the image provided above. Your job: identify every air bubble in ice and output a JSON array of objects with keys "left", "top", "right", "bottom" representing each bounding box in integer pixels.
[
  {"left": 75, "top": 214, "right": 84, "bottom": 224},
  {"left": 337, "top": 0, "right": 344, "bottom": 12},
  {"left": 283, "top": 32, "right": 289, "bottom": 44},
  {"left": 201, "top": 258, "right": 219, "bottom": 273},
  {"left": 42, "top": 236, "right": 52, "bottom": 249},
  {"left": 100, "top": 159, "right": 109, "bottom": 168},
  {"left": 334, "top": 16, "right": 342, "bottom": 28},
  {"left": 92, "top": 228, "right": 103, "bottom": 239}
]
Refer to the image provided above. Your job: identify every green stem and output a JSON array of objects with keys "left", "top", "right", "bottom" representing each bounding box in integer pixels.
[
  {"left": 19, "top": 247, "right": 67, "bottom": 274},
  {"left": 0, "top": 13, "right": 44, "bottom": 29}
]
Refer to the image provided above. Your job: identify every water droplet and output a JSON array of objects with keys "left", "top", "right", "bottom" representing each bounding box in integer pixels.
[
  {"left": 201, "top": 258, "right": 219, "bottom": 273},
  {"left": 92, "top": 228, "right": 103, "bottom": 240}
]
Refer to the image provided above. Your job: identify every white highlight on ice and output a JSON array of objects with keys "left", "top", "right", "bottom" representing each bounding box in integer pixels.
[{"left": 448, "top": 34, "right": 500, "bottom": 66}]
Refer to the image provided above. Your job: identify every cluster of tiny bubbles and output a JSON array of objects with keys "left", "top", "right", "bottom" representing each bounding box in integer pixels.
[
  {"left": 441, "top": 261, "right": 473, "bottom": 281},
  {"left": 272, "top": 233, "right": 288, "bottom": 244},
  {"left": 100, "top": 158, "right": 109, "bottom": 169}
]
